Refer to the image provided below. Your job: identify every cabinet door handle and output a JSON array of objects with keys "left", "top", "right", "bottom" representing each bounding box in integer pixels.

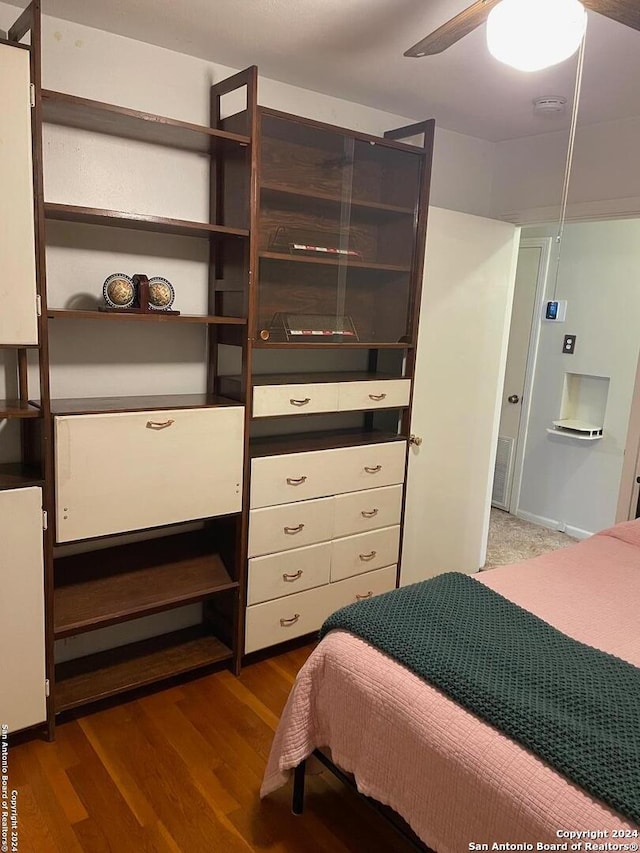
[
  {"left": 280, "top": 614, "right": 300, "bottom": 626},
  {"left": 286, "top": 476, "right": 307, "bottom": 486},
  {"left": 283, "top": 570, "right": 303, "bottom": 581},
  {"left": 361, "top": 508, "right": 379, "bottom": 518},
  {"left": 290, "top": 398, "right": 311, "bottom": 407},
  {"left": 146, "top": 419, "right": 175, "bottom": 430},
  {"left": 359, "top": 550, "right": 377, "bottom": 561},
  {"left": 356, "top": 591, "right": 373, "bottom": 600},
  {"left": 364, "top": 465, "right": 382, "bottom": 474},
  {"left": 368, "top": 393, "right": 387, "bottom": 401},
  {"left": 284, "top": 523, "right": 305, "bottom": 535}
]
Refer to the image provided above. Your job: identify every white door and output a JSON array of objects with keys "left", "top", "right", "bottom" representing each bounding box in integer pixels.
[
  {"left": 492, "top": 240, "right": 549, "bottom": 511},
  {"left": 0, "top": 487, "right": 46, "bottom": 732},
  {"left": 400, "top": 208, "right": 520, "bottom": 586},
  {"left": 0, "top": 43, "right": 38, "bottom": 345}
]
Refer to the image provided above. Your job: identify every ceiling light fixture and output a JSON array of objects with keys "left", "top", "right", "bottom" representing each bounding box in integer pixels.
[{"left": 486, "top": 0, "right": 587, "bottom": 72}]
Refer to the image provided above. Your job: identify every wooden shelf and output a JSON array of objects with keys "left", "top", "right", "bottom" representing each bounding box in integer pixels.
[
  {"left": 45, "top": 203, "right": 249, "bottom": 240},
  {"left": 47, "top": 394, "right": 239, "bottom": 416},
  {"left": 220, "top": 372, "right": 400, "bottom": 399},
  {"left": 252, "top": 340, "right": 413, "bottom": 350},
  {"left": 55, "top": 626, "right": 232, "bottom": 712},
  {"left": 54, "top": 532, "right": 237, "bottom": 638},
  {"left": 250, "top": 428, "right": 406, "bottom": 458},
  {"left": 47, "top": 309, "right": 246, "bottom": 326},
  {"left": 42, "top": 90, "right": 251, "bottom": 154},
  {"left": 261, "top": 182, "right": 415, "bottom": 216},
  {"left": 259, "top": 251, "right": 411, "bottom": 272},
  {"left": 0, "top": 463, "right": 44, "bottom": 491},
  {"left": 0, "top": 400, "right": 41, "bottom": 419}
]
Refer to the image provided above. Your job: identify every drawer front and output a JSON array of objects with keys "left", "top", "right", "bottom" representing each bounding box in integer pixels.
[
  {"left": 331, "top": 525, "right": 401, "bottom": 582},
  {"left": 55, "top": 407, "right": 244, "bottom": 542},
  {"left": 253, "top": 383, "right": 339, "bottom": 418},
  {"left": 248, "top": 497, "right": 334, "bottom": 557},
  {"left": 330, "top": 565, "right": 397, "bottom": 610},
  {"left": 245, "top": 583, "right": 335, "bottom": 653},
  {"left": 247, "top": 542, "right": 331, "bottom": 605},
  {"left": 250, "top": 441, "right": 406, "bottom": 509},
  {"left": 338, "top": 379, "right": 411, "bottom": 412},
  {"left": 333, "top": 485, "right": 403, "bottom": 538}
]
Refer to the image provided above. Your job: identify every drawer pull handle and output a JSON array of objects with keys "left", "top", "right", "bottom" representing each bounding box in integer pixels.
[
  {"left": 361, "top": 508, "right": 379, "bottom": 518},
  {"left": 283, "top": 570, "right": 303, "bottom": 581},
  {"left": 364, "top": 465, "right": 382, "bottom": 474},
  {"left": 284, "top": 523, "right": 305, "bottom": 535},
  {"left": 280, "top": 614, "right": 301, "bottom": 627},
  {"left": 356, "top": 591, "right": 373, "bottom": 600},
  {"left": 290, "top": 398, "right": 311, "bottom": 407},
  {"left": 368, "top": 393, "right": 387, "bottom": 402},
  {"left": 286, "top": 476, "right": 307, "bottom": 486},
  {"left": 146, "top": 419, "right": 175, "bottom": 430},
  {"left": 359, "top": 550, "right": 377, "bottom": 562}
]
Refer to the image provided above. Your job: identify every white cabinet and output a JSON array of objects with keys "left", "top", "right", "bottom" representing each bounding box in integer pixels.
[
  {"left": 0, "top": 43, "right": 38, "bottom": 345},
  {"left": 0, "top": 488, "right": 46, "bottom": 732},
  {"left": 55, "top": 407, "right": 244, "bottom": 541},
  {"left": 245, "top": 441, "right": 406, "bottom": 653}
]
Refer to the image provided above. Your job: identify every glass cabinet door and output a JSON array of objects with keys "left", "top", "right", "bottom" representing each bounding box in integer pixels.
[{"left": 256, "top": 113, "right": 423, "bottom": 345}]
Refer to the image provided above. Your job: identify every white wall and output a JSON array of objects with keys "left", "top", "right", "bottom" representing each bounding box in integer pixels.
[
  {"left": 491, "top": 117, "right": 640, "bottom": 225},
  {"left": 517, "top": 219, "right": 640, "bottom": 537}
]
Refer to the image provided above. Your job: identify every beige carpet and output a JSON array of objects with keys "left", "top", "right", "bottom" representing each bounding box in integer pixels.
[{"left": 483, "top": 508, "right": 577, "bottom": 570}]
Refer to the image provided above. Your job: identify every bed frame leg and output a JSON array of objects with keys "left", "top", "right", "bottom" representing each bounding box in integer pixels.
[{"left": 292, "top": 760, "right": 306, "bottom": 815}]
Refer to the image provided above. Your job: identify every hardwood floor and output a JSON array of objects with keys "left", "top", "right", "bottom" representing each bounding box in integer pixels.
[{"left": 8, "top": 643, "right": 414, "bottom": 852}]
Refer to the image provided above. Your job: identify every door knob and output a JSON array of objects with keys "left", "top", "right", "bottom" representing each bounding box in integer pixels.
[
  {"left": 409, "top": 434, "right": 423, "bottom": 446},
  {"left": 508, "top": 395, "right": 520, "bottom": 404}
]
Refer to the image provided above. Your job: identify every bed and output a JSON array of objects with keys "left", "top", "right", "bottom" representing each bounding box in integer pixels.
[{"left": 261, "top": 519, "right": 640, "bottom": 849}]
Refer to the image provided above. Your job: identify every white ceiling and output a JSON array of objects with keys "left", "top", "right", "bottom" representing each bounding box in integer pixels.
[{"left": 8, "top": 0, "right": 640, "bottom": 141}]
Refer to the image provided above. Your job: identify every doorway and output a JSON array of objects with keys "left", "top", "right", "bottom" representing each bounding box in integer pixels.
[{"left": 492, "top": 236, "right": 551, "bottom": 514}]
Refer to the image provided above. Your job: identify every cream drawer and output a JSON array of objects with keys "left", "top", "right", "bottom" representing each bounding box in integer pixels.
[
  {"left": 333, "top": 485, "right": 403, "bottom": 538},
  {"left": 253, "top": 383, "right": 339, "bottom": 418},
  {"left": 338, "top": 379, "right": 410, "bottom": 412},
  {"left": 55, "top": 407, "right": 244, "bottom": 542},
  {"left": 248, "top": 497, "right": 334, "bottom": 557},
  {"left": 247, "top": 542, "right": 331, "bottom": 605},
  {"left": 330, "top": 565, "right": 397, "bottom": 610},
  {"left": 331, "top": 525, "right": 401, "bottom": 582},
  {"left": 245, "top": 583, "right": 335, "bottom": 653},
  {"left": 250, "top": 441, "right": 406, "bottom": 509}
]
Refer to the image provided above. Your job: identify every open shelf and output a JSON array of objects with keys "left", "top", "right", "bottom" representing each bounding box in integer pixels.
[
  {"left": 0, "top": 463, "right": 44, "bottom": 491},
  {"left": 55, "top": 626, "right": 232, "bottom": 712},
  {"left": 220, "top": 371, "right": 401, "bottom": 399},
  {"left": 42, "top": 90, "right": 251, "bottom": 154},
  {"left": 250, "top": 428, "right": 406, "bottom": 458},
  {"left": 46, "top": 393, "right": 239, "bottom": 416},
  {"left": 259, "top": 251, "right": 411, "bottom": 272},
  {"left": 0, "top": 399, "right": 41, "bottom": 419},
  {"left": 44, "top": 203, "right": 249, "bottom": 240},
  {"left": 54, "top": 532, "right": 237, "bottom": 638},
  {"left": 47, "top": 309, "right": 246, "bottom": 325},
  {"left": 252, "top": 340, "right": 412, "bottom": 350},
  {"left": 261, "top": 182, "right": 415, "bottom": 216}
]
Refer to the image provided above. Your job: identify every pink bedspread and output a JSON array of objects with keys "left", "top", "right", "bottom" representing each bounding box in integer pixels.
[{"left": 261, "top": 520, "right": 640, "bottom": 848}]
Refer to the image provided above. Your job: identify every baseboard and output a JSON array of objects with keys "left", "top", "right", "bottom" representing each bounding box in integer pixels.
[{"left": 514, "top": 509, "right": 592, "bottom": 540}]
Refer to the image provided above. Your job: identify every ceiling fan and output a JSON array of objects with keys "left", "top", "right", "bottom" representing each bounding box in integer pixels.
[{"left": 405, "top": 0, "right": 640, "bottom": 71}]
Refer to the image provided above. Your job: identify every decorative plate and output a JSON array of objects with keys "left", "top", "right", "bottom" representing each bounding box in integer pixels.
[
  {"left": 103, "top": 273, "right": 135, "bottom": 309},
  {"left": 148, "top": 276, "right": 176, "bottom": 311}
]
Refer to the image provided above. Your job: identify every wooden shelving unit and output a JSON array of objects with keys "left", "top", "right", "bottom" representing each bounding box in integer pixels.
[
  {"left": 259, "top": 251, "right": 412, "bottom": 273},
  {"left": 55, "top": 627, "right": 233, "bottom": 712},
  {"left": 45, "top": 393, "right": 238, "bottom": 415},
  {"left": 261, "top": 182, "right": 415, "bottom": 216},
  {"left": 0, "top": 463, "right": 45, "bottom": 491},
  {"left": 44, "top": 203, "right": 249, "bottom": 240},
  {"left": 0, "top": 399, "right": 41, "bottom": 418}
]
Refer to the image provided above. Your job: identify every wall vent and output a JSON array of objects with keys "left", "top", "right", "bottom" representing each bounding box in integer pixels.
[{"left": 492, "top": 436, "right": 514, "bottom": 510}]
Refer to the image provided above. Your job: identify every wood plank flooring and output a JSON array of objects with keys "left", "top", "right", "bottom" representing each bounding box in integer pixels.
[{"left": 8, "top": 643, "right": 414, "bottom": 852}]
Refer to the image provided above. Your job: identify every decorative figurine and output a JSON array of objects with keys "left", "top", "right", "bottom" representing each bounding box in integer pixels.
[
  {"left": 102, "top": 273, "right": 135, "bottom": 309},
  {"left": 100, "top": 273, "right": 179, "bottom": 315},
  {"left": 148, "top": 276, "right": 176, "bottom": 311}
]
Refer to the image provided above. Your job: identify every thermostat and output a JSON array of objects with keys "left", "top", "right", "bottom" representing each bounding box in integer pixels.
[{"left": 544, "top": 300, "right": 567, "bottom": 322}]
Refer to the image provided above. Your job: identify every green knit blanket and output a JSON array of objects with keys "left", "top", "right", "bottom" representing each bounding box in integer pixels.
[{"left": 320, "top": 572, "right": 640, "bottom": 825}]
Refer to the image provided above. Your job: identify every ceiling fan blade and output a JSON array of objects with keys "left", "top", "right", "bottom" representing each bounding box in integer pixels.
[
  {"left": 404, "top": 0, "right": 504, "bottom": 57},
  {"left": 582, "top": 0, "right": 640, "bottom": 32}
]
